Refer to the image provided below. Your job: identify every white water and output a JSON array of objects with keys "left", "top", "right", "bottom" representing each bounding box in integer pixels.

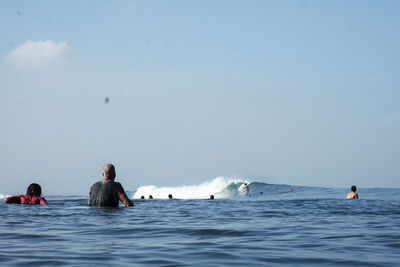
[{"left": 132, "top": 176, "right": 249, "bottom": 199}]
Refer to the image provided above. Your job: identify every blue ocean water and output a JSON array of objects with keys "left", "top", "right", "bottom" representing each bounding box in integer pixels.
[{"left": 1, "top": 180, "right": 400, "bottom": 266}]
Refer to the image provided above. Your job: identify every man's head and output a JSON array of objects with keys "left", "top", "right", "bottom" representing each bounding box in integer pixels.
[
  {"left": 26, "top": 183, "right": 42, "bottom": 197},
  {"left": 103, "top": 164, "right": 116, "bottom": 180},
  {"left": 351, "top": 185, "right": 357, "bottom": 192}
]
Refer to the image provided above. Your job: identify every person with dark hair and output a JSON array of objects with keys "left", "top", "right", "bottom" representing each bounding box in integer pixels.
[
  {"left": 88, "top": 164, "right": 134, "bottom": 207},
  {"left": 346, "top": 185, "right": 359, "bottom": 199},
  {"left": 5, "top": 183, "right": 48, "bottom": 205},
  {"left": 168, "top": 194, "right": 173, "bottom": 199},
  {"left": 209, "top": 195, "right": 214, "bottom": 199},
  {"left": 148, "top": 195, "right": 153, "bottom": 199}
]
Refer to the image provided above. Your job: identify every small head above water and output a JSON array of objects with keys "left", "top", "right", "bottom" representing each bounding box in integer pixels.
[
  {"left": 103, "top": 164, "right": 116, "bottom": 181},
  {"left": 148, "top": 195, "right": 153, "bottom": 199},
  {"left": 210, "top": 195, "right": 214, "bottom": 199},
  {"left": 140, "top": 196, "right": 145, "bottom": 199},
  {"left": 26, "top": 183, "right": 42, "bottom": 197},
  {"left": 351, "top": 185, "right": 357, "bottom": 192},
  {"left": 168, "top": 194, "right": 173, "bottom": 199}
]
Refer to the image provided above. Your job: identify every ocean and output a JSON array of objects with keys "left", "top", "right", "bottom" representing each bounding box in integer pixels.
[{"left": 1, "top": 178, "right": 400, "bottom": 266}]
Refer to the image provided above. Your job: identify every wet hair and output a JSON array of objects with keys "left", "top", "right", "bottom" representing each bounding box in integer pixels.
[
  {"left": 168, "top": 194, "right": 173, "bottom": 199},
  {"left": 26, "top": 183, "right": 42, "bottom": 197},
  {"left": 210, "top": 195, "right": 214, "bottom": 199},
  {"left": 148, "top": 195, "right": 153, "bottom": 199},
  {"left": 351, "top": 185, "right": 357, "bottom": 192},
  {"left": 140, "top": 196, "right": 145, "bottom": 199}
]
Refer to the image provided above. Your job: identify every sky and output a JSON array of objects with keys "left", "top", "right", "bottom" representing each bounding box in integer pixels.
[{"left": 1, "top": 0, "right": 399, "bottom": 195}]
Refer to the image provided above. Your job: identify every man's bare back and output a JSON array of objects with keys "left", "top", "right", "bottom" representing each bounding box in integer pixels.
[
  {"left": 346, "top": 191, "right": 358, "bottom": 199},
  {"left": 346, "top": 185, "right": 358, "bottom": 199}
]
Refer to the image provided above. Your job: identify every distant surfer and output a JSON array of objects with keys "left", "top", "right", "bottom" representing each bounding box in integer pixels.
[
  {"left": 346, "top": 185, "right": 359, "bottom": 199},
  {"left": 239, "top": 182, "right": 250, "bottom": 197},
  {"left": 239, "top": 183, "right": 248, "bottom": 190},
  {"left": 88, "top": 164, "right": 134, "bottom": 207},
  {"left": 289, "top": 187, "right": 293, "bottom": 192},
  {"left": 5, "top": 183, "right": 48, "bottom": 205}
]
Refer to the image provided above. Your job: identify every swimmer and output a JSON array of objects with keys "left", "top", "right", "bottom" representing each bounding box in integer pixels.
[
  {"left": 140, "top": 196, "right": 145, "bottom": 199},
  {"left": 210, "top": 195, "right": 214, "bottom": 199},
  {"left": 289, "top": 187, "right": 293, "bottom": 192},
  {"left": 346, "top": 185, "right": 359, "bottom": 199},
  {"left": 5, "top": 183, "right": 48, "bottom": 205},
  {"left": 88, "top": 164, "right": 134, "bottom": 207},
  {"left": 168, "top": 194, "right": 173, "bottom": 199},
  {"left": 148, "top": 195, "right": 153, "bottom": 199}
]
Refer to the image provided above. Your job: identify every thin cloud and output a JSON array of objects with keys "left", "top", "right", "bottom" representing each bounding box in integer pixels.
[{"left": 6, "top": 40, "right": 69, "bottom": 69}]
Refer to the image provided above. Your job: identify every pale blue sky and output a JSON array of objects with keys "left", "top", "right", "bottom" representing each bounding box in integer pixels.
[{"left": 1, "top": 1, "right": 399, "bottom": 195}]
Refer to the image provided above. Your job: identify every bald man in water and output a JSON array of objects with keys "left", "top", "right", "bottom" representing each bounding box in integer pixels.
[{"left": 88, "top": 164, "right": 134, "bottom": 207}]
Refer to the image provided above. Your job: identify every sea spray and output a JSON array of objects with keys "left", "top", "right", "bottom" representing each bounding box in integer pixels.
[{"left": 132, "top": 176, "right": 249, "bottom": 199}]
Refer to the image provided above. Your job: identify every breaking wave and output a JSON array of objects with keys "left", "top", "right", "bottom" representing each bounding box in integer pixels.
[
  {"left": 132, "top": 176, "right": 251, "bottom": 199},
  {"left": 131, "top": 176, "right": 295, "bottom": 199}
]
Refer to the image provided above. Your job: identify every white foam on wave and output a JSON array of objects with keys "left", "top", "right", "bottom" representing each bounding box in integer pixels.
[
  {"left": 133, "top": 176, "right": 249, "bottom": 199},
  {"left": 0, "top": 194, "right": 9, "bottom": 199}
]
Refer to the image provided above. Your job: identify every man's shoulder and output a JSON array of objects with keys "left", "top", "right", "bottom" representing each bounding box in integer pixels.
[
  {"left": 91, "top": 180, "right": 103, "bottom": 188},
  {"left": 91, "top": 180, "right": 123, "bottom": 190},
  {"left": 113, "top": 181, "right": 125, "bottom": 192},
  {"left": 105, "top": 180, "right": 122, "bottom": 187},
  {"left": 346, "top": 192, "right": 357, "bottom": 199}
]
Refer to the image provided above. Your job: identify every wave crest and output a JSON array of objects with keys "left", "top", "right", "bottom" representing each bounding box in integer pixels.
[{"left": 132, "top": 176, "right": 249, "bottom": 199}]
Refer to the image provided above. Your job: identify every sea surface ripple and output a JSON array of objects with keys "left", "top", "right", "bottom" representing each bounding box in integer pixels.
[{"left": 1, "top": 191, "right": 400, "bottom": 266}]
